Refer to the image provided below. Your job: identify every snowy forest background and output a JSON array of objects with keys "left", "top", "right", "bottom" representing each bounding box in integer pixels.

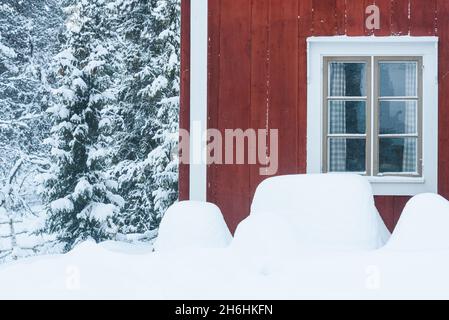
[{"left": 0, "top": 0, "right": 180, "bottom": 263}]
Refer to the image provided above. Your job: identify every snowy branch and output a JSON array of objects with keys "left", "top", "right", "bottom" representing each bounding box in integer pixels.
[{"left": 0, "top": 113, "right": 44, "bottom": 129}]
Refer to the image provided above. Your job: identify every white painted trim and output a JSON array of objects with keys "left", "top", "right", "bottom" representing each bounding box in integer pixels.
[
  {"left": 307, "top": 36, "right": 438, "bottom": 43},
  {"left": 189, "top": 0, "right": 208, "bottom": 201},
  {"left": 307, "top": 36, "right": 439, "bottom": 196}
]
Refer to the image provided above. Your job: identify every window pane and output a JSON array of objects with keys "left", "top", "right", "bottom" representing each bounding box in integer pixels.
[
  {"left": 379, "top": 62, "right": 417, "bottom": 97},
  {"left": 329, "top": 138, "right": 366, "bottom": 172},
  {"left": 379, "top": 138, "right": 418, "bottom": 173},
  {"left": 379, "top": 101, "right": 418, "bottom": 134},
  {"left": 329, "top": 62, "right": 366, "bottom": 97},
  {"left": 329, "top": 101, "right": 366, "bottom": 134}
]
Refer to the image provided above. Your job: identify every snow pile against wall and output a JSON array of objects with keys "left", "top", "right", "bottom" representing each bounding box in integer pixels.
[
  {"left": 231, "top": 211, "right": 303, "bottom": 274},
  {"left": 386, "top": 194, "right": 449, "bottom": 251},
  {"left": 232, "top": 211, "right": 301, "bottom": 257},
  {"left": 250, "top": 174, "right": 390, "bottom": 250},
  {"left": 154, "top": 201, "right": 232, "bottom": 252}
]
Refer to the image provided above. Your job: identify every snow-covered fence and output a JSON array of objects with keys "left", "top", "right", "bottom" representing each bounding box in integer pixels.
[
  {"left": 0, "top": 217, "right": 51, "bottom": 262},
  {"left": 0, "top": 157, "right": 51, "bottom": 263},
  {"left": 0, "top": 219, "right": 23, "bottom": 261}
]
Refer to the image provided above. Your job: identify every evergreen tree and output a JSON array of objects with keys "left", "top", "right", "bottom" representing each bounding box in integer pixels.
[
  {"left": 0, "top": 0, "right": 181, "bottom": 253},
  {"left": 43, "top": 0, "right": 124, "bottom": 250},
  {"left": 109, "top": 0, "right": 180, "bottom": 235},
  {"left": 146, "top": 0, "right": 180, "bottom": 222},
  {"left": 108, "top": 0, "right": 158, "bottom": 234}
]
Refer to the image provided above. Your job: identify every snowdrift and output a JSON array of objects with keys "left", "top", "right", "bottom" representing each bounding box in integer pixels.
[
  {"left": 386, "top": 194, "right": 449, "bottom": 251},
  {"left": 237, "top": 174, "right": 390, "bottom": 251},
  {"left": 2, "top": 239, "right": 449, "bottom": 299},
  {"left": 5, "top": 181, "right": 449, "bottom": 298},
  {"left": 231, "top": 211, "right": 302, "bottom": 266},
  {"left": 154, "top": 201, "right": 232, "bottom": 252}
]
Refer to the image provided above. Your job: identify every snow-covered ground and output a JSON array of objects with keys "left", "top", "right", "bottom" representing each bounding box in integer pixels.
[
  {"left": 1, "top": 174, "right": 449, "bottom": 300},
  {"left": 1, "top": 240, "right": 449, "bottom": 300}
]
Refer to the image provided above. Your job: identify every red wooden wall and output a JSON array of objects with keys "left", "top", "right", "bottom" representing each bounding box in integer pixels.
[{"left": 180, "top": 0, "right": 449, "bottom": 233}]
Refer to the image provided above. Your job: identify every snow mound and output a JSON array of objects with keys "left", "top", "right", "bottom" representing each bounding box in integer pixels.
[
  {"left": 68, "top": 240, "right": 113, "bottom": 258},
  {"left": 154, "top": 201, "right": 232, "bottom": 252},
  {"left": 231, "top": 211, "right": 303, "bottom": 274},
  {"left": 250, "top": 174, "right": 390, "bottom": 250},
  {"left": 99, "top": 241, "right": 154, "bottom": 255},
  {"left": 386, "top": 194, "right": 449, "bottom": 251},
  {"left": 232, "top": 211, "right": 302, "bottom": 258}
]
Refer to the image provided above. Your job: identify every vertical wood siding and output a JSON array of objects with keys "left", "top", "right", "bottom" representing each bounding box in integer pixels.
[
  {"left": 213, "top": 0, "right": 252, "bottom": 231},
  {"left": 437, "top": 0, "right": 449, "bottom": 202},
  {"left": 249, "top": 0, "right": 270, "bottom": 199},
  {"left": 181, "top": 0, "right": 446, "bottom": 233}
]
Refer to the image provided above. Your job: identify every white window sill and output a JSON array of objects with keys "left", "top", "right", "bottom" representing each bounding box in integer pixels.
[
  {"left": 368, "top": 176, "right": 425, "bottom": 184},
  {"left": 367, "top": 176, "right": 435, "bottom": 196}
]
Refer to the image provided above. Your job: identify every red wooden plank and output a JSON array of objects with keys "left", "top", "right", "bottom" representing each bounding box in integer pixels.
[
  {"left": 393, "top": 196, "right": 410, "bottom": 226},
  {"left": 335, "top": 0, "right": 346, "bottom": 35},
  {"left": 374, "top": 0, "right": 392, "bottom": 36},
  {"left": 391, "top": 0, "right": 410, "bottom": 35},
  {"left": 312, "top": 0, "right": 336, "bottom": 36},
  {"left": 249, "top": 0, "right": 270, "bottom": 199},
  {"left": 268, "top": 0, "right": 299, "bottom": 176},
  {"left": 437, "top": 0, "right": 449, "bottom": 199},
  {"left": 375, "top": 196, "right": 395, "bottom": 232},
  {"left": 410, "top": 0, "right": 436, "bottom": 36},
  {"left": 346, "top": 0, "right": 366, "bottom": 36},
  {"left": 298, "top": 0, "right": 313, "bottom": 173},
  {"left": 299, "top": 0, "right": 313, "bottom": 37},
  {"left": 214, "top": 0, "right": 252, "bottom": 233},
  {"left": 206, "top": 0, "right": 221, "bottom": 205},
  {"left": 179, "top": 0, "right": 191, "bottom": 201}
]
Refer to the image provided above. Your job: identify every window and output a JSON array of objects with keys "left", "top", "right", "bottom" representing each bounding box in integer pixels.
[
  {"left": 323, "top": 56, "right": 422, "bottom": 177},
  {"left": 307, "top": 37, "right": 438, "bottom": 195},
  {"left": 323, "top": 57, "right": 371, "bottom": 174}
]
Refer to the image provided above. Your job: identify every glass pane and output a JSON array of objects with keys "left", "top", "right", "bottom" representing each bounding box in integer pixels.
[
  {"left": 329, "top": 138, "right": 366, "bottom": 172},
  {"left": 379, "top": 62, "right": 418, "bottom": 97},
  {"left": 379, "top": 101, "right": 418, "bottom": 134},
  {"left": 329, "top": 62, "right": 366, "bottom": 97},
  {"left": 379, "top": 138, "right": 418, "bottom": 173},
  {"left": 329, "top": 101, "right": 366, "bottom": 134}
]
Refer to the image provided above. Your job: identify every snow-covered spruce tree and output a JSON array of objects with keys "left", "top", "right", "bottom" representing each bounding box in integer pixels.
[
  {"left": 145, "top": 0, "right": 180, "bottom": 224},
  {"left": 107, "top": 0, "right": 158, "bottom": 235},
  {"left": 43, "top": 0, "right": 124, "bottom": 250},
  {"left": 109, "top": 0, "right": 180, "bottom": 235}
]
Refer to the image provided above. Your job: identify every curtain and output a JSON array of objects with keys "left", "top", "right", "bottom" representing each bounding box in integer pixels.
[
  {"left": 402, "top": 63, "right": 417, "bottom": 172},
  {"left": 330, "top": 63, "right": 347, "bottom": 171}
]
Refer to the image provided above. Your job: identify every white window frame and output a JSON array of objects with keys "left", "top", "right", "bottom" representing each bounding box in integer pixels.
[{"left": 307, "top": 36, "right": 439, "bottom": 196}]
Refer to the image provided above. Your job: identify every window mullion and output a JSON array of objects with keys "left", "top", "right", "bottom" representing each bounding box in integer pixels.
[{"left": 370, "top": 56, "right": 375, "bottom": 177}]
